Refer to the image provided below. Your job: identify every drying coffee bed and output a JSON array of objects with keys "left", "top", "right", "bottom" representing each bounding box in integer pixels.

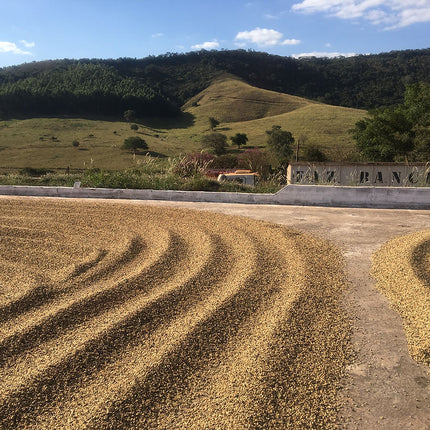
[
  {"left": 372, "top": 230, "right": 430, "bottom": 368},
  {"left": 0, "top": 198, "right": 350, "bottom": 429}
]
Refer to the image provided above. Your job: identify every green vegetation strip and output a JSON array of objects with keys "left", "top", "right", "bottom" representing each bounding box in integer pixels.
[
  {"left": 372, "top": 230, "right": 430, "bottom": 366},
  {"left": 0, "top": 168, "right": 282, "bottom": 193}
]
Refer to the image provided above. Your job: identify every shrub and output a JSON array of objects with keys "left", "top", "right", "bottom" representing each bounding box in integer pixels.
[
  {"left": 82, "top": 170, "right": 145, "bottom": 189},
  {"left": 186, "top": 176, "right": 220, "bottom": 191},
  {"left": 130, "top": 124, "right": 138, "bottom": 131},
  {"left": 237, "top": 148, "right": 271, "bottom": 178},
  {"left": 302, "top": 144, "right": 328, "bottom": 162},
  {"left": 19, "top": 167, "right": 54, "bottom": 176},
  {"left": 72, "top": 140, "right": 80, "bottom": 147},
  {"left": 124, "top": 109, "right": 136, "bottom": 122},
  {"left": 201, "top": 133, "right": 228, "bottom": 156},
  {"left": 211, "top": 154, "right": 238, "bottom": 169}
]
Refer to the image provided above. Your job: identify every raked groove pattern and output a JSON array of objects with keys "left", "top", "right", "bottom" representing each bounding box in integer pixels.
[
  {"left": 372, "top": 230, "right": 430, "bottom": 368},
  {"left": 0, "top": 198, "right": 351, "bottom": 429}
]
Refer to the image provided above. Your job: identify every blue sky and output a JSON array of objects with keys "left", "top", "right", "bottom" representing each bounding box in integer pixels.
[{"left": 1, "top": 0, "right": 429, "bottom": 68}]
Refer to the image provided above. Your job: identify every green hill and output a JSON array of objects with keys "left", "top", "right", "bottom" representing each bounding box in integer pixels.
[
  {"left": 183, "top": 76, "right": 311, "bottom": 123},
  {"left": 0, "top": 76, "right": 365, "bottom": 169},
  {"left": 181, "top": 76, "right": 364, "bottom": 160},
  {"left": 1, "top": 48, "right": 429, "bottom": 117}
]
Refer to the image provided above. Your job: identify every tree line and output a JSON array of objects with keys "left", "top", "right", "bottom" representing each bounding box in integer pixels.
[
  {"left": 0, "top": 63, "right": 177, "bottom": 117},
  {"left": 352, "top": 82, "right": 430, "bottom": 162},
  {"left": 0, "top": 48, "right": 429, "bottom": 119}
]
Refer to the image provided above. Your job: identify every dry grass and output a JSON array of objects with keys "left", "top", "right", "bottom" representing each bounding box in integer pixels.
[
  {"left": 220, "top": 103, "right": 364, "bottom": 161},
  {"left": 0, "top": 198, "right": 351, "bottom": 429},
  {"left": 183, "top": 76, "right": 311, "bottom": 123},
  {"left": 0, "top": 76, "right": 365, "bottom": 169},
  {"left": 372, "top": 230, "right": 430, "bottom": 367},
  {"left": 0, "top": 118, "right": 179, "bottom": 170},
  {"left": 182, "top": 76, "right": 365, "bottom": 160}
]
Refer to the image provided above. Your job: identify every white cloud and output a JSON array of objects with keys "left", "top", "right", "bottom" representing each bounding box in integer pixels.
[
  {"left": 292, "top": 51, "right": 358, "bottom": 58},
  {"left": 365, "top": 9, "right": 392, "bottom": 25},
  {"left": 0, "top": 41, "right": 32, "bottom": 55},
  {"left": 291, "top": 0, "right": 430, "bottom": 29},
  {"left": 191, "top": 40, "right": 220, "bottom": 50},
  {"left": 282, "top": 39, "right": 301, "bottom": 45},
  {"left": 235, "top": 28, "right": 301, "bottom": 47},
  {"left": 393, "top": 6, "right": 430, "bottom": 28},
  {"left": 151, "top": 33, "right": 164, "bottom": 38},
  {"left": 19, "top": 40, "right": 35, "bottom": 48},
  {"left": 264, "top": 13, "right": 279, "bottom": 19}
]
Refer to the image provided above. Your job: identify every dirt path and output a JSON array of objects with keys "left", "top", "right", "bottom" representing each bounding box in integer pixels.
[{"left": 133, "top": 200, "right": 430, "bottom": 429}]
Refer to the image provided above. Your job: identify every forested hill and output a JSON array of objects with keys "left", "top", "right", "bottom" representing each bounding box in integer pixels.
[{"left": 0, "top": 48, "right": 429, "bottom": 118}]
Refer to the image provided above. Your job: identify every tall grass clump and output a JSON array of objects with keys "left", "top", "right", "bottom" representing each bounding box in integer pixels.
[{"left": 170, "top": 152, "right": 215, "bottom": 178}]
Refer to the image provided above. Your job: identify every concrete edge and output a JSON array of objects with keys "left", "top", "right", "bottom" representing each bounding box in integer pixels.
[
  {"left": 0, "top": 184, "right": 429, "bottom": 209},
  {"left": 273, "top": 185, "right": 430, "bottom": 209}
]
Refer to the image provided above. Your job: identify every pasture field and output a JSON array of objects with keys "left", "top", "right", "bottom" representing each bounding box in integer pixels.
[
  {"left": 0, "top": 198, "right": 351, "bottom": 429},
  {"left": 0, "top": 76, "right": 365, "bottom": 170},
  {"left": 184, "top": 77, "right": 365, "bottom": 161},
  {"left": 372, "top": 230, "right": 430, "bottom": 367}
]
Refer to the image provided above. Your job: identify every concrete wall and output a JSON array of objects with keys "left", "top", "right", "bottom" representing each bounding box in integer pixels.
[
  {"left": 1, "top": 184, "right": 429, "bottom": 209},
  {"left": 287, "top": 162, "right": 430, "bottom": 187},
  {"left": 0, "top": 185, "right": 273, "bottom": 204},
  {"left": 273, "top": 185, "right": 430, "bottom": 209}
]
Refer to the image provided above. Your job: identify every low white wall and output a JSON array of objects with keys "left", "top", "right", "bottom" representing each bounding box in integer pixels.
[
  {"left": 273, "top": 185, "right": 430, "bottom": 209},
  {"left": 0, "top": 185, "right": 273, "bottom": 205},
  {"left": 0, "top": 184, "right": 429, "bottom": 209}
]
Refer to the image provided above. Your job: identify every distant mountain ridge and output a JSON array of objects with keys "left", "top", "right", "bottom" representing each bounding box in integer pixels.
[{"left": 0, "top": 48, "right": 429, "bottom": 118}]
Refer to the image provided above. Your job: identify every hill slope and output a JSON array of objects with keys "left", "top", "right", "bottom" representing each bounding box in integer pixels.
[
  {"left": 181, "top": 76, "right": 365, "bottom": 160},
  {"left": 183, "top": 76, "right": 312, "bottom": 123},
  {"left": 0, "top": 77, "right": 365, "bottom": 168}
]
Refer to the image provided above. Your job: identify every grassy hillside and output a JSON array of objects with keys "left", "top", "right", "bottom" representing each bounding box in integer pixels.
[
  {"left": 183, "top": 76, "right": 310, "bottom": 123},
  {"left": 0, "top": 118, "right": 176, "bottom": 170},
  {"left": 0, "top": 76, "right": 365, "bottom": 169},
  {"left": 183, "top": 77, "right": 365, "bottom": 160}
]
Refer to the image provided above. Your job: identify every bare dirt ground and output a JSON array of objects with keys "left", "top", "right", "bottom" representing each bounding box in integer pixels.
[{"left": 1, "top": 196, "right": 430, "bottom": 429}]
